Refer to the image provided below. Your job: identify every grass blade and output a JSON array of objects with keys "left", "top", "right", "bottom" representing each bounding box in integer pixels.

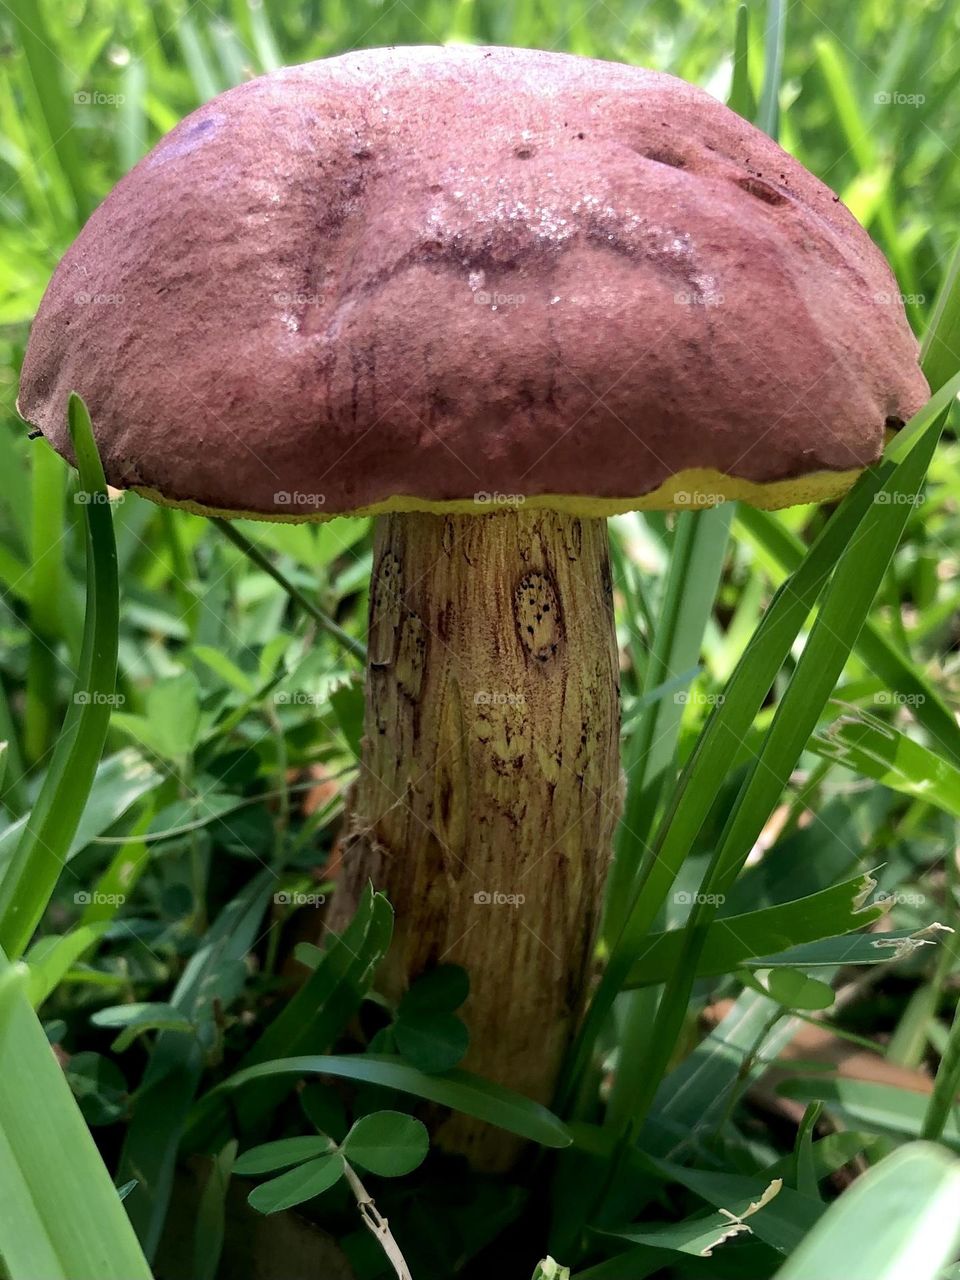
[
  {"left": 623, "top": 871, "right": 884, "bottom": 988},
  {"left": 757, "top": 0, "right": 786, "bottom": 139},
  {"left": 560, "top": 376, "right": 960, "bottom": 1114},
  {"left": 727, "top": 5, "right": 757, "bottom": 120},
  {"left": 737, "top": 505, "right": 960, "bottom": 764},
  {"left": 772, "top": 1144, "right": 960, "bottom": 1280},
  {"left": 0, "top": 396, "right": 119, "bottom": 958},
  {"left": 617, "top": 402, "right": 943, "bottom": 1148},
  {"left": 196, "top": 1053, "right": 573, "bottom": 1150},
  {"left": 0, "top": 951, "right": 152, "bottom": 1280}
]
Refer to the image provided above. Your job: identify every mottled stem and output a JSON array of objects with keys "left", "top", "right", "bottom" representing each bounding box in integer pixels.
[{"left": 334, "top": 508, "right": 621, "bottom": 1168}]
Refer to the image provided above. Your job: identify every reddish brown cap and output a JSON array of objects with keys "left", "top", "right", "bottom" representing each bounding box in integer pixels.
[{"left": 19, "top": 45, "right": 928, "bottom": 519}]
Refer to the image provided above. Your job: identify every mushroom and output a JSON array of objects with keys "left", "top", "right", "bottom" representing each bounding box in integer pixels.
[{"left": 18, "top": 46, "right": 927, "bottom": 1168}]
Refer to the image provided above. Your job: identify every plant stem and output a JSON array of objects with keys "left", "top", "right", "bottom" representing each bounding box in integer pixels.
[
  {"left": 342, "top": 1159, "right": 413, "bottom": 1280},
  {"left": 212, "top": 518, "right": 365, "bottom": 661}
]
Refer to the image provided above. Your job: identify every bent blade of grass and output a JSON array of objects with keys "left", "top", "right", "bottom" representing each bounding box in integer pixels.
[
  {"left": 604, "top": 505, "right": 732, "bottom": 1129},
  {"left": 922, "top": 241, "right": 960, "bottom": 392},
  {"left": 0, "top": 395, "right": 120, "bottom": 958},
  {"left": 558, "top": 373, "right": 960, "bottom": 1114},
  {"left": 623, "top": 871, "right": 884, "bottom": 988},
  {"left": 772, "top": 1143, "right": 960, "bottom": 1280},
  {"left": 736, "top": 504, "right": 960, "bottom": 764},
  {"left": 25, "top": 444, "right": 66, "bottom": 762},
  {"left": 194, "top": 1054, "right": 572, "bottom": 1150},
  {"left": 614, "top": 404, "right": 943, "bottom": 1152},
  {"left": 812, "top": 713, "right": 960, "bottom": 817},
  {"left": 606, "top": 503, "right": 733, "bottom": 940},
  {"left": 780, "top": 1078, "right": 960, "bottom": 1147},
  {"left": 0, "top": 952, "right": 152, "bottom": 1280}
]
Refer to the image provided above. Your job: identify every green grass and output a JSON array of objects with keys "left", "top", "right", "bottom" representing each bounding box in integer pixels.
[{"left": 3, "top": 1, "right": 960, "bottom": 1278}]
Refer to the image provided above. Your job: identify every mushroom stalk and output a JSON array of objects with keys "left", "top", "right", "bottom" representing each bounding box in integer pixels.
[{"left": 335, "top": 507, "right": 621, "bottom": 1168}]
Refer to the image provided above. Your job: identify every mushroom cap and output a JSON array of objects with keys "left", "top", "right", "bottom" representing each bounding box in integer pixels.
[{"left": 19, "top": 45, "right": 928, "bottom": 520}]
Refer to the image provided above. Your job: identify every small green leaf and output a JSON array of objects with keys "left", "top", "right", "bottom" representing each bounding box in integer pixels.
[
  {"left": 395, "top": 1011, "right": 469, "bottom": 1074},
  {"left": 145, "top": 671, "right": 201, "bottom": 760},
  {"left": 65, "top": 1051, "right": 127, "bottom": 1126},
  {"left": 329, "top": 678, "right": 365, "bottom": 758},
  {"left": 234, "top": 1135, "right": 335, "bottom": 1175},
  {"left": 247, "top": 1153, "right": 344, "bottom": 1214},
  {"left": 399, "top": 964, "right": 470, "bottom": 1016},
  {"left": 90, "top": 1002, "right": 194, "bottom": 1052},
  {"left": 341, "top": 1111, "right": 429, "bottom": 1177},
  {"left": 192, "top": 646, "right": 255, "bottom": 695},
  {"left": 766, "top": 970, "right": 836, "bottom": 1011}
]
